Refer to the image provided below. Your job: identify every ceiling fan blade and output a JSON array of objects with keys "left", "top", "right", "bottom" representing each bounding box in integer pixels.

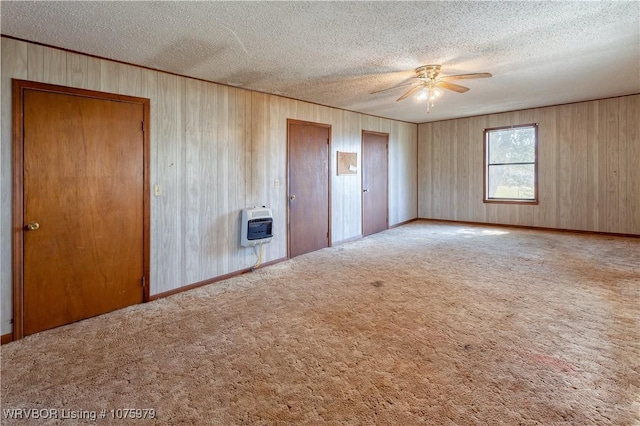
[
  {"left": 370, "top": 81, "right": 419, "bottom": 95},
  {"left": 396, "top": 85, "right": 424, "bottom": 102},
  {"left": 439, "top": 72, "right": 492, "bottom": 81},
  {"left": 436, "top": 81, "right": 470, "bottom": 93}
]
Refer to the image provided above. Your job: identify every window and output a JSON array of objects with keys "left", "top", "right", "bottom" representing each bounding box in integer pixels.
[{"left": 484, "top": 123, "right": 538, "bottom": 204}]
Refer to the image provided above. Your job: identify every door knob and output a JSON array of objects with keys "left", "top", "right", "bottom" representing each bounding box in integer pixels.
[
  {"left": 26, "top": 222, "right": 40, "bottom": 231},
  {"left": 289, "top": 194, "right": 296, "bottom": 201},
  {"left": 363, "top": 188, "right": 369, "bottom": 193}
]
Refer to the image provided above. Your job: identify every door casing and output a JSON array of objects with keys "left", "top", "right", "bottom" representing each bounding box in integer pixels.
[
  {"left": 11, "top": 79, "right": 151, "bottom": 340},
  {"left": 362, "top": 130, "right": 389, "bottom": 236},
  {"left": 286, "top": 119, "right": 332, "bottom": 258}
]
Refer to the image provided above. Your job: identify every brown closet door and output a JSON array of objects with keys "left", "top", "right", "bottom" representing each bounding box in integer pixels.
[
  {"left": 362, "top": 131, "right": 388, "bottom": 236},
  {"left": 288, "top": 120, "right": 331, "bottom": 258},
  {"left": 22, "top": 89, "right": 145, "bottom": 335}
]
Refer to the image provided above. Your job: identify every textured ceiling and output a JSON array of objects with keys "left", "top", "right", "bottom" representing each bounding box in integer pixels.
[{"left": 2, "top": 1, "right": 639, "bottom": 123}]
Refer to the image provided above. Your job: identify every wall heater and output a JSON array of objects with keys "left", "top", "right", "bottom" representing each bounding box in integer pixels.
[{"left": 241, "top": 207, "right": 273, "bottom": 247}]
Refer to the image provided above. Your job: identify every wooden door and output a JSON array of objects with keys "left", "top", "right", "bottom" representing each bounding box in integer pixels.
[
  {"left": 362, "top": 131, "right": 388, "bottom": 236},
  {"left": 287, "top": 120, "right": 331, "bottom": 258},
  {"left": 15, "top": 81, "right": 149, "bottom": 337}
]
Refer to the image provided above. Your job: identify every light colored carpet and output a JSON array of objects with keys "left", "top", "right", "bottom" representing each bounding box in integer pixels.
[{"left": 2, "top": 221, "right": 639, "bottom": 425}]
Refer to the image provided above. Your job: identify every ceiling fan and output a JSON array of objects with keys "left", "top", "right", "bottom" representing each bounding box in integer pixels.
[{"left": 371, "top": 65, "right": 492, "bottom": 112}]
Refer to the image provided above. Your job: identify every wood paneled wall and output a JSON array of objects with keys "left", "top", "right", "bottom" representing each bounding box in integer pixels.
[
  {"left": 418, "top": 95, "right": 640, "bottom": 234},
  {"left": 0, "top": 37, "right": 418, "bottom": 335}
]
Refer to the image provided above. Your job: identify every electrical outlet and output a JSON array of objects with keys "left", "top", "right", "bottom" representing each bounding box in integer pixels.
[{"left": 274, "top": 179, "right": 280, "bottom": 188}]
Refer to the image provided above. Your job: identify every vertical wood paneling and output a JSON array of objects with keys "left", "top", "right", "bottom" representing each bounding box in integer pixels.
[
  {"left": 99, "top": 59, "right": 120, "bottom": 93},
  {"left": 388, "top": 121, "right": 400, "bottom": 225},
  {"left": 557, "top": 104, "right": 574, "bottom": 230},
  {"left": 454, "top": 119, "right": 469, "bottom": 221},
  {"left": 331, "top": 108, "right": 361, "bottom": 242},
  {"left": 43, "top": 47, "right": 66, "bottom": 85},
  {"left": 26, "top": 43, "right": 44, "bottom": 82},
  {"left": 389, "top": 121, "right": 418, "bottom": 226},
  {"left": 244, "top": 90, "right": 254, "bottom": 267},
  {"left": 228, "top": 87, "right": 246, "bottom": 272},
  {"left": 242, "top": 90, "right": 253, "bottom": 268},
  {"left": 1, "top": 38, "right": 28, "bottom": 334},
  {"left": 428, "top": 123, "right": 442, "bottom": 218},
  {"left": 330, "top": 109, "right": 346, "bottom": 241},
  {"left": 417, "top": 95, "right": 640, "bottom": 235},
  {"left": 598, "top": 98, "right": 620, "bottom": 233},
  {"left": 67, "top": 52, "right": 101, "bottom": 90},
  {"left": 153, "top": 72, "right": 181, "bottom": 294},
  {"left": 267, "top": 94, "right": 285, "bottom": 260},
  {"left": 250, "top": 92, "right": 267, "bottom": 207},
  {"left": 184, "top": 78, "right": 205, "bottom": 284},
  {"left": 537, "top": 107, "right": 557, "bottom": 228},
  {"left": 584, "top": 101, "right": 599, "bottom": 231},
  {"left": 1, "top": 38, "right": 419, "bottom": 335},
  {"left": 118, "top": 63, "right": 143, "bottom": 97},
  {"left": 200, "top": 80, "right": 218, "bottom": 279},
  {"left": 417, "top": 123, "right": 432, "bottom": 218},
  {"left": 468, "top": 115, "right": 487, "bottom": 222},
  {"left": 141, "top": 69, "right": 159, "bottom": 288},
  {"left": 216, "top": 84, "right": 230, "bottom": 275},
  {"left": 174, "top": 76, "right": 188, "bottom": 286},
  {"left": 2, "top": 35, "right": 635, "bottom": 341},
  {"left": 435, "top": 120, "right": 455, "bottom": 219},
  {"left": 621, "top": 96, "right": 640, "bottom": 232},
  {"left": 618, "top": 98, "right": 628, "bottom": 234},
  {"left": 571, "top": 103, "right": 589, "bottom": 230},
  {"left": 347, "top": 110, "right": 362, "bottom": 236}
]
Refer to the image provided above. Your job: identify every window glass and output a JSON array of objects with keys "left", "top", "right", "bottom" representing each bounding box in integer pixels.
[
  {"left": 484, "top": 124, "right": 538, "bottom": 203},
  {"left": 488, "top": 127, "right": 536, "bottom": 164}
]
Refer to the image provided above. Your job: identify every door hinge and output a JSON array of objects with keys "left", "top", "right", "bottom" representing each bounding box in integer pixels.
[
  {"left": 141, "top": 121, "right": 145, "bottom": 131},
  {"left": 327, "top": 231, "right": 329, "bottom": 239},
  {"left": 142, "top": 276, "right": 146, "bottom": 288}
]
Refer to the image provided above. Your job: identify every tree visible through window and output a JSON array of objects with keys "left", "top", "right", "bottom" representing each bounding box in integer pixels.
[{"left": 484, "top": 124, "right": 538, "bottom": 203}]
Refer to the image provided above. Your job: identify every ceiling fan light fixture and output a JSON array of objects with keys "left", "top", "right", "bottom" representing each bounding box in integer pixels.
[
  {"left": 416, "top": 88, "right": 429, "bottom": 101},
  {"left": 416, "top": 85, "right": 443, "bottom": 101},
  {"left": 416, "top": 85, "right": 444, "bottom": 113},
  {"left": 372, "top": 64, "right": 491, "bottom": 115}
]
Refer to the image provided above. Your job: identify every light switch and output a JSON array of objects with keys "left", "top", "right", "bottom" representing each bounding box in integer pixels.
[{"left": 154, "top": 184, "right": 162, "bottom": 196}]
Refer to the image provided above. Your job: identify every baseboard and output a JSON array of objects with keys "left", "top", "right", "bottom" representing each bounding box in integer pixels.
[
  {"left": 333, "top": 235, "right": 363, "bottom": 246},
  {"left": 418, "top": 218, "right": 640, "bottom": 238},
  {"left": 3, "top": 257, "right": 289, "bottom": 342},
  {"left": 1, "top": 332, "right": 13, "bottom": 345},
  {"left": 389, "top": 218, "right": 418, "bottom": 229},
  {"left": 149, "top": 256, "right": 288, "bottom": 301}
]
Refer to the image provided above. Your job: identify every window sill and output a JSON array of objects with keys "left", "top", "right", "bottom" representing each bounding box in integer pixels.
[{"left": 483, "top": 199, "right": 539, "bottom": 205}]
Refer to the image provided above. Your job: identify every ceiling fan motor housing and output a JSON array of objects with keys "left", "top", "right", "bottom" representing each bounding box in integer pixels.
[{"left": 416, "top": 65, "right": 441, "bottom": 80}]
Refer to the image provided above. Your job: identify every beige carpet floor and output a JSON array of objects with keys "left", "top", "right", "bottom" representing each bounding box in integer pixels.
[{"left": 1, "top": 221, "right": 639, "bottom": 425}]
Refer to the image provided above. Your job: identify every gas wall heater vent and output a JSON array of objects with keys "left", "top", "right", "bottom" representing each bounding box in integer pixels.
[{"left": 241, "top": 207, "right": 273, "bottom": 247}]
